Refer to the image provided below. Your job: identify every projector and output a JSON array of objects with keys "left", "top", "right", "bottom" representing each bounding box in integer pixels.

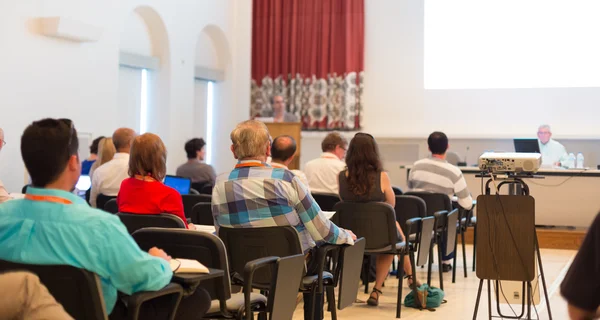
[{"left": 478, "top": 152, "right": 541, "bottom": 173}]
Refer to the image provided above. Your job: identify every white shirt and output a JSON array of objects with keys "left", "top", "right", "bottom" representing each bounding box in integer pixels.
[
  {"left": 304, "top": 152, "right": 346, "bottom": 194},
  {"left": 0, "top": 179, "right": 10, "bottom": 204},
  {"left": 538, "top": 139, "right": 567, "bottom": 167},
  {"left": 270, "top": 162, "right": 310, "bottom": 188},
  {"left": 90, "top": 153, "right": 130, "bottom": 207}
]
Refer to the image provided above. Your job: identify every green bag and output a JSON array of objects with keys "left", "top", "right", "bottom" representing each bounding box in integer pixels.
[{"left": 403, "top": 284, "right": 447, "bottom": 311}]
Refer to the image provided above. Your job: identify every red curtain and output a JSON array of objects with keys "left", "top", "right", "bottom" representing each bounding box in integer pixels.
[{"left": 251, "top": 0, "right": 365, "bottom": 130}]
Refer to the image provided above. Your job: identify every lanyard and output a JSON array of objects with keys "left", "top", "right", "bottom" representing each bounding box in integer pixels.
[
  {"left": 24, "top": 194, "right": 73, "bottom": 205},
  {"left": 235, "top": 162, "right": 267, "bottom": 169},
  {"left": 134, "top": 175, "right": 157, "bottom": 182}
]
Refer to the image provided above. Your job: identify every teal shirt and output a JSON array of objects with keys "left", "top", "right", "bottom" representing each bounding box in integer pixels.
[{"left": 0, "top": 187, "right": 173, "bottom": 314}]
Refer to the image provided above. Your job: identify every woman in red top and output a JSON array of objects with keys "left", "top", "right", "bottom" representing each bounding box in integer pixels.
[{"left": 117, "top": 133, "right": 192, "bottom": 229}]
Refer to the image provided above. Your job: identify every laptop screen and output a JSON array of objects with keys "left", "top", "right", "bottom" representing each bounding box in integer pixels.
[
  {"left": 164, "top": 175, "right": 192, "bottom": 195},
  {"left": 76, "top": 175, "right": 92, "bottom": 191},
  {"left": 513, "top": 139, "right": 540, "bottom": 153}
]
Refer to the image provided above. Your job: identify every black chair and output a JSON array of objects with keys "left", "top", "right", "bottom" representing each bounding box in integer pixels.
[
  {"left": 104, "top": 199, "right": 118, "bottom": 214},
  {"left": 181, "top": 194, "right": 212, "bottom": 219},
  {"left": 311, "top": 193, "right": 340, "bottom": 211},
  {"left": 190, "top": 203, "right": 214, "bottom": 226},
  {"left": 219, "top": 226, "right": 344, "bottom": 320},
  {"left": 116, "top": 213, "right": 186, "bottom": 234},
  {"left": 200, "top": 184, "right": 214, "bottom": 195},
  {"left": 392, "top": 195, "right": 427, "bottom": 273},
  {"left": 191, "top": 182, "right": 209, "bottom": 194},
  {"left": 96, "top": 194, "right": 116, "bottom": 211},
  {"left": 0, "top": 259, "right": 183, "bottom": 320},
  {"left": 392, "top": 186, "right": 403, "bottom": 195},
  {"left": 333, "top": 201, "right": 417, "bottom": 318}
]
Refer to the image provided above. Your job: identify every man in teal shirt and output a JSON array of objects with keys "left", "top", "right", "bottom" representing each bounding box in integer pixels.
[{"left": 0, "top": 119, "right": 173, "bottom": 315}]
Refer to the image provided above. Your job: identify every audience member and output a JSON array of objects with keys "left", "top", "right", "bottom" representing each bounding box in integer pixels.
[
  {"left": 90, "top": 128, "right": 135, "bottom": 208},
  {"left": 0, "top": 118, "right": 173, "bottom": 317},
  {"left": 0, "top": 127, "right": 9, "bottom": 203},
  {"left": 304, "top": 132, "right": 348, "bottom": 194},
  {"left": 212, "top": 120, "right": 356, "bottom": 320},
  {"left": 537, "top": 124, "right": 568, "bottom": 167},
  {"left": 270, "top": 135, "right": 309, "bottom": 186},
  {"left": 81, "top": 136, "right": 104, "bottom": 175},
  {"left": 89, "top": 137, "right": 116, "bottom": 179},
  {"left": 176, "top": 138, "right": 216, "bottom": 187},
  {"left": 263, "top": 94, "right": 298, "bottom": 122},
  {"left": 338, "top": 132, "right": 419, "bottom": 306},
  {"left": 117, "top": 133, "right": 191, "bottom": 229},
  {"left": 0, "top": 271, "right": 73, "bottom": 319},
  {"left": 561, "top": 212, "right": 600, "bottom": 320},
  {"left": 408, "top": 131, "right": 473, "bottom": 272}
]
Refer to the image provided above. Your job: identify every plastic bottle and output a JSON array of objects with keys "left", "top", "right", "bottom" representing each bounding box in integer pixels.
[
  {"left": 576, "top": 152, "right": 585, "bottom": 169},
  {"left": 568, "top": 153, "right": 576, "bottom": 169}
]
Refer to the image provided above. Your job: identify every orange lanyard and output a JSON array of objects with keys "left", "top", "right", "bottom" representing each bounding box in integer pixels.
[
  {"left": 235, "top": 161, "right": 267, "bottom": 168},
  {"left": 24, "top": 194, "right": 73, "bottom": 205},
  {"left": 134, "top": 175, "right": 157, "bottom": 182}
]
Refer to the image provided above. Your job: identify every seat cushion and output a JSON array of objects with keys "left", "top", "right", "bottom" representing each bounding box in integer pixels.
[
  {"left": 365, "top": 241, "right": 406, "bottom": 253},
  {"left": 301, "top": 271, "right": 334, "bottom": 289},
  {"left": 207, "top": 292, "right": 267, "bottom": 315}
]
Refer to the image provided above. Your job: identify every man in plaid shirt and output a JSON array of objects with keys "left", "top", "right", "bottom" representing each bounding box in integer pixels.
[{"left": 212, "top": 120, "right": 356, "bottom": 319}]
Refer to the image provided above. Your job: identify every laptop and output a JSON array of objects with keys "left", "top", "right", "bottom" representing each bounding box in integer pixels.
[
  {"left": 164, "top": 175, "right": 192, "bottom": 195},
  {"left": 513, "top": 139, "right": 540, "bottom": 153}
]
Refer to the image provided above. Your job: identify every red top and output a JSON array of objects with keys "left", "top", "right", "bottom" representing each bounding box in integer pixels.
[{"left": 117, "top": 177, "right": 189, "bottom": 228}]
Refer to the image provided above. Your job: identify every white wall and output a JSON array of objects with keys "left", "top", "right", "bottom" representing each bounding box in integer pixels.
[{"left": 0, "top": 0, "right": 251, "bottom": 193}]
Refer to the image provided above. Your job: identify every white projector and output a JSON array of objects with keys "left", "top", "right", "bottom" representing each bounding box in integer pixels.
[{"left": 478, "top": 152, "right": 541, "bottom": 173}]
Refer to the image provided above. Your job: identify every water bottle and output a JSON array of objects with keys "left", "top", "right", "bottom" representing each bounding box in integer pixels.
[
  {"left": 576, "top": 152, "right": 585, "bottom": 169},
  {"left": 568, "top": 153, "right": 576, "bottom": 169}
]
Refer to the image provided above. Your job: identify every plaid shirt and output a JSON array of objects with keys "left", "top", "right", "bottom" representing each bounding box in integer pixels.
[{"left": 212, "top": 160, "right": 354, "bottom": 252}]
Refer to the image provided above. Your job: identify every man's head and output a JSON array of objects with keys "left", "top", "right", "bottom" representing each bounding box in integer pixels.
[
  {"left": 271, "top": 95, "right": 285, "bottom": 116},
  {"left": 537, "top": 125, "right": 552, "bottom": 145},
  {"left": 129, "top": 133, "right": 167, "bottom": 181},
  {"left": 112, "top": 128, "right": 136, "bottom": 153},
  {"left": 321, "top": 132, "right": 348, "bottom": 160},
  {"left": 0, "top": 128, "right": 4, "bottom": 152},
  {"left": 185, "top": 138, "right": 206, "bottom": 160},
  {"left": 428, "top": 131, "right": 449, "bottom": 156},
  {"left": 89, "top": 136, "right": 104, "bottom": 155},
  {"left": 271, "top": 135, "right": 297, "bottom": 166},
  {"left": 230, "top": 120, "right": 271, "bottom": 161},
  {"left": 21, "top": 118, "right": 80, "bottom": 190}
]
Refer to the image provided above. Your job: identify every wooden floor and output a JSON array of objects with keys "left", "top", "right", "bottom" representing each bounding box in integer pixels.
[
  {"left": 463, "top": 227, "right": 587, "bottom": 250},
  {"left": 292, "top": 245, "right": 575, "bottom": 319}
]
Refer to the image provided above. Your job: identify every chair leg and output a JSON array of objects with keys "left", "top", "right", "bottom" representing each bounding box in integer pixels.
[
  {"left": 310, "top": 287, "right": 317, "bottom": 320},
  {"left": 438, "top": 243, "right": 444, "bottom": 291},
  {"left": 397, "top": 252, "right": 406, "bottom": 319},
  {"left": 363, "top": 257, "right": 369, "bottom": 294},
  {"left": 461, "top": 228, "right": 467, "bottom": 278},
  {"left": 472, "top": 224, "right": 477, "bottom": 272},
  {"left": 326, "top": 286, "right": 337, "bottom": 320},
  {"left": 427, "top": 246, "right": 433, "bottom": 286},
  {"left": 452, "top": 231, "right": 458, "bottom": 283}
]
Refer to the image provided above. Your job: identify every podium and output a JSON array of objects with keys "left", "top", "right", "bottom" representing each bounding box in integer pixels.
[{"left": 263, "top": 122, "right": 302, "bottom": 170}]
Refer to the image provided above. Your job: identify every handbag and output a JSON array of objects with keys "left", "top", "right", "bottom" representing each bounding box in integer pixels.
[{"left": 404, "top": 284, "right": 447, "bottom": 311}]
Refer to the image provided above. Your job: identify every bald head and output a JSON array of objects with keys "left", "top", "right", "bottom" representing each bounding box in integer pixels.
[
  {"left": 112, "top": 128, "right": 136, "bottom": 153},
  {"left": 271, "top": 135, "right": 297, "bottom": 163},
  {"left": 230, "top": 120, "right": 271, "bottom": 160}
]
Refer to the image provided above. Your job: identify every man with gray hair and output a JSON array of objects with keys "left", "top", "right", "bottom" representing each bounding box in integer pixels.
[
  {"left": 0, "top": 128, "right": 10, "bottom": 203},
  {"left": 537, "top": 124, "right": 568, "bottom": 167},
  {"left": 212, "top": 120, "right": 355, "bottom": 319}
]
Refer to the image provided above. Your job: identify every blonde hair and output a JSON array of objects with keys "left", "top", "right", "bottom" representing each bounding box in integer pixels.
[
  {"left": 89, "top": 137, "right": 116, "bottom": 177},
  {"left": 128, "top": 133, "right": 167, "bottom": 181},
  {"left": 230, "top": 120, "right": 270, "bottom": 159}
]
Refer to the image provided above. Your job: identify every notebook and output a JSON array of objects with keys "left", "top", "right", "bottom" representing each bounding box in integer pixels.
[{"left": 169, "top": 258, "right": 209, "bottom": 274}]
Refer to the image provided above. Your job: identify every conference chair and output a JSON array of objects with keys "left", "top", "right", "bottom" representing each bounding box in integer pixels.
[
  {"left": 200, "top": 184, "right": 214, "bottom": 195},
  {"left": 311, "top": 193, "right": 340, "bottom": 211},
  {"left": 219, "top": 226, "right": 359, "bottom": 320},
  {"left": 446, "top": 151, "right": 461, "bottom": 166},
  {"left": 458, "top": 202, "right": 478, "bottom": 272},
  {"left": 96, "top": 194, "right": 116, "bottom": 211},
  {"left": 191, "top": 202, "right": 214, "bottom": 226},
  {"left": 392, "top": 186, "right": 403, "bottom": 195},
  {"left": 0, "top": 259, "right": 183, "bottom": 320},
  {"left": 103, "top": 199, "right": 118, "bottom": 214},
  {"left": 116, "top": 213, "right": 186, "bottom": 234},
  {"left": 392, "top": 195, "right": 427, "bottom": 272},
  {"left": 181, "top": 194, "right": 212, "bottom": 219},
  {"left": 333, "top": 201, "right": 420, "bottom": 318}
]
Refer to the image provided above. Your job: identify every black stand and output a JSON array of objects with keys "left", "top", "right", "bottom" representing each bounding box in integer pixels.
[{"left": 472, "top": 174, "right": 553, "bottom": 320}]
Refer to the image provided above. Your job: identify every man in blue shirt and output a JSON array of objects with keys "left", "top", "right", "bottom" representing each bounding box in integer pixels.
[{"left": 0, "top": 119, "right": 175, "bottom": 317}]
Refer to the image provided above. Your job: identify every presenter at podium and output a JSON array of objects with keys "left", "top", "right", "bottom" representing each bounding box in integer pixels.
[
  {"left": 537, "top": 124, "right": 567, "bottom": 167},
  {"left": 262, "top": 95, "right": 299, "bottom": 123}
]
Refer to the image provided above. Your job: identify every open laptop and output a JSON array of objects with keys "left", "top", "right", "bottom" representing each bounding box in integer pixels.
[
  {"left": 164, "top": 175, "right": 192, "bottom": 195},
  {"left": 513, "top": 139, "right": 540, "bottom": 153}
]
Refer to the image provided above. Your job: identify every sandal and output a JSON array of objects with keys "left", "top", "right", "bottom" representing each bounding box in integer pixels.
[
  {"left": 404, "top": 274, "right": 421, "bottom": 290},
  {"left": 367, "top": 288, "right": 383, "bottom": 306}
]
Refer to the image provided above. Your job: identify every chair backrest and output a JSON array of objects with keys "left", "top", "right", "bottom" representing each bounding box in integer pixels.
[
  {"left": 392, "top": 186, "right": 403, "bottom": 195},
  {"left": 96, "top": 194, "right": 116, "bottom": 211},
  {"left": 191, "top": 182, "right": 208, "bottom": 194},
  {"left": 404, "top": 191, "right": 452, "bottom": 217},
  {"left": 190, "top": 203, "right": 214, "bottom": 226},
  {"left": 333, "top": 201, "right": 400, "bottom": 250},
  {"left": 103, "top": 199, "right": 118, "bottom": 214},
  {"left": 181, "top": 194, "right": 212, "bottom": 219},
  {"left": 394, "top": 195, "right": 426, "bottom": 235},
  {"left": 266, "top": 254, "right": 306, "bottom": 320},
  {"left": 311, "top": 193, "right": 340, "bottom": 211},
  {"left": 132, "top": 228, "right": 232, "bottom": 304},
  {"left": 0, "top": 260, "right": 107, "bottom": 320},
  {"left": 116, "top": 213, "right": 186, "bottom": 234},
  {"left": 416, "top": 217, "right": 435, "bottom": 267},
  {"left": 218, "top": 226, "right": 303, "bottom": 286},
  {"left": 444, "top": 209, "right": 459, "bottom": 255},
  {"left": 200, "top": 184, "right": 213, "bottom": 195}
]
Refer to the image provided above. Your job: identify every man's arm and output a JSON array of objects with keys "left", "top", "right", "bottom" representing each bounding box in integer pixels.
[{"left": 453, "top": 173, "right": 473, "bottom": 210}]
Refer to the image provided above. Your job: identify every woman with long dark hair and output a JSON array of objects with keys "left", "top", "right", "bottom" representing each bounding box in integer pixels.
[{"left": 338, "top": 132, "right": 418, "bottom": 306}]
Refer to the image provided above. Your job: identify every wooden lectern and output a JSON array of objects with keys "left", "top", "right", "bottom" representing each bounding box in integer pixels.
[{"left": 263, "top": 122, "right": 302, "bottom": 170}]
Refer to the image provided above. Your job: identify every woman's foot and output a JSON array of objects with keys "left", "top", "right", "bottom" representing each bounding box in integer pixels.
[
  {"left": 367, "top": 288, "right": 383, "bottom": 306},
  {"left": 404, "top": 274, "right": 421, "bottom": 290}
]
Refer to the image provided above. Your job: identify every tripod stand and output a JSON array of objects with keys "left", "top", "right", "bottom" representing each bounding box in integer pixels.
[{"left": 472, "top": 173, "right": 553, "bottom": 320}]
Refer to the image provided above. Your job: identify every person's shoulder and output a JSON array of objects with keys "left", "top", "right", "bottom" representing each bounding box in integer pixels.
[
  {"left": 71, "top": 204, "right": 123, "bottom": 227},
  {"left": 271, "top": 167, "right": 297, "bottom": 183}
]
